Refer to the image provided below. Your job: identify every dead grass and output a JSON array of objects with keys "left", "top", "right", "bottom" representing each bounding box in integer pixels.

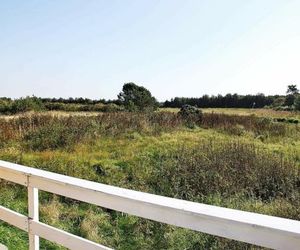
[{"left": 161, "top": 107, "right": 300, "bottom": 119}]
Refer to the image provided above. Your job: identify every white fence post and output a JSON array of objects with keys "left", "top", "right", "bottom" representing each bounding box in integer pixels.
[{"left": 28, "top": 185, "right": 39, "bottom": 250}]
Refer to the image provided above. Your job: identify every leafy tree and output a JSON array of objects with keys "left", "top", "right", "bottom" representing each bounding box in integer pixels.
[
  {"left": 285, "top": 94, "right": 295, "bottom": 107},
  {"left": 286, "top": 85, "right": 299, "bottom": 95},
  {"left": 118, "top": 83, "right": 159, "bottom": 112},
  {"left": 294, "top": 95, "right": 300, "bottom": 111},
  {"left": 285, "top": 85, "right": 299, "bottom": 107},
  {"left": 272, "top": 97, "right": 285, "bottom": 107}
]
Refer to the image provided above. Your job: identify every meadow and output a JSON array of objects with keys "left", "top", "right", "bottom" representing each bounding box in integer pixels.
[
  {"left": 162, "top": 107, "right": 300, "bottom": 119},
  {"left": 0, "top": 110, "right": 299, "bottom": 249}
]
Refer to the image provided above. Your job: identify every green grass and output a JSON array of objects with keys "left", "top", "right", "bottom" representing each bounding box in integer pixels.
[{"left": 0, "top": 111, "right": 299, "bottom": 249}]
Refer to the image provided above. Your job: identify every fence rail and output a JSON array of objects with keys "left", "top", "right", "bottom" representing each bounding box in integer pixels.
[{"left": 0, "top": 160, "right": 299, "bottom": 250}]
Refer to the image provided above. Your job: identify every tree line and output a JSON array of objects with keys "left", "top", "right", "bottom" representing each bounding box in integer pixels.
[
  {"left": 163, "top": 85, "right": 300, "bottom": 109},
  {"left": 163, "top": 94, "right": 275, "bottom": 108},
  {"left": 1, "top": 83, "right": 299, "bottom": 114}
]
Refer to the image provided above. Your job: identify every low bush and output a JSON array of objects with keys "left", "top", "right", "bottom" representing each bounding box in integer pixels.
[
  {"left": 275, "top": 118, "right": 287, "bottom": 123},
  {"left": 97, "top": 103, "right": 124, "bottom": 112},
  {"left": 287, "top": 118, "right": 299, "bottom": 124},
  {"left": 10, "top": 97, "right": 44, "bottom": 114},
  {"left": 0, "top": 98, "right": 13, "bottom": 114},
  {"left": 178, "top": 105, "right": 203, "bottom": 128}
]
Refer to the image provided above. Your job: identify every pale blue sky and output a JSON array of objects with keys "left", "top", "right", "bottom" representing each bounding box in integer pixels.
[{"left": 1, "top": 0, "right": 300, "bottom": 100}]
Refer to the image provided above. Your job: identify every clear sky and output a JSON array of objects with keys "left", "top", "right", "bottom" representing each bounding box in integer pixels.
[{"left": 1, "top": 0, "right": 300, "bottom": 101}]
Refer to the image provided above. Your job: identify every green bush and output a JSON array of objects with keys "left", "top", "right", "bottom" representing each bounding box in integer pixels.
[
  {"left": 275, "top": 118, "right": 287, "bottom": 123},
  {"left": 294, "top": 95, "right": 300, "bottom": 111},
  {"left": 97, "top": 103, "right": 124, "bottom": 112},
  {"left": 287, "top": 118, "right": 299, "bottom": 124},
  {"left": 44, "top": 102, "right": 66, "bottom": 111},
  {"left": 0, "top": 98, "right": 13, "bottom": 114},
  {"left": 10, "top": 97, "right": 44, "bottom": 114},
  {"left": 178, "top": 105, "right": 203, "bottom": 128}
]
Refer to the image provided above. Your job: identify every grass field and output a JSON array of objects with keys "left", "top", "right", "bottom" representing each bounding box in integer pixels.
[
  {"left": 1, "top": 107, "right": 299, "bottom": 120},
  {"left": 161, "top": 107, "right": 300, "bottom": 119},
  {"left": 0, "top": 110, "right": 299, "bottom": 249}
]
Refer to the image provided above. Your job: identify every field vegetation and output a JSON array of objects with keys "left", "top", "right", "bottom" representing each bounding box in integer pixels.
[
  {"left": 0, "top": 83, "right": 299, "bottom": 249},
  {"left": 0, "top": 109, "right": 299, "bottom": 249},
  {"left": 163, "top": 106, "right": 298, "bottom": 117}
]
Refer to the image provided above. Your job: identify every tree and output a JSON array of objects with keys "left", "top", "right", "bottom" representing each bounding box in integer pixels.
[
  {"left": 294, "top": 95, "right": 300, "bottom": 111},
  {"left": 285, "top": 85, "right": 299, "bottom": 107},
  {"left": 272, "top": 97, "right": 285, "bottom": 107},
  {"left": 118, "top": 83, "right": 159, "bottom": 112},
  {"left": 287, "top": 85, "right": 299, "bottom": 95},
  {"left": 163, "top": 94, "right": 274, "bottom": 109},
  {"left": 285, "top": 94, "right": 295, "bottom": 107}
]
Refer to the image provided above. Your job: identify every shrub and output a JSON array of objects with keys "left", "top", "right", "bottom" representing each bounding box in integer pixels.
[
  {"left": 10, "top": 96, "right": 44, "bottom": 114},
  {"left": 44, "top": 102, "right": 66, "bottom": 111},
  {"left": 275, "top": 118, "right": 287, "bottom": 123},
  {"left": 0, "top": 98, "right": 12, "bottom": 114},
  {"left": 287, "top": 119, "right": 299, "bottom": 124},
  {"left": 97, "top": 103, "right": 124, "bottom": 112},
  {"left": 178, "top": 105, "right": 203, "bottom": 128}
]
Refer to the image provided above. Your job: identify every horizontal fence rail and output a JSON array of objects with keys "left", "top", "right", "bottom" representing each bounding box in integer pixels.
[{"left": 0, "top": 160, "right": 300, "bottom": 250}]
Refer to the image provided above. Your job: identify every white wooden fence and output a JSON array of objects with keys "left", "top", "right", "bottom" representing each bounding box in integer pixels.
[{"left": 0, "top": 160, "right": 299, "bottom": 250}]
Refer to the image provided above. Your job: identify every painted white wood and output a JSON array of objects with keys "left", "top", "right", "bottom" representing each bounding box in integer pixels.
[
  {"left": 0, "top": 205, "right": 28, "bottom": 231},
  {"left": 0, "top": 168, "right": 27, "bottom": 186},
  {"left": 28, "top": 186, "right": 39, "bottom": 250},
  {"left": 29, "top": 176, "right": 300, "bottom": 250},
  {"left": 29, "top": 220, "right": 112, "bottom": 250},
  {"left": 0, "top": 160, "right": 300, "bottom": 249},
  {"left": 0, "top": 243, "right": 8, "bottom": 250}
]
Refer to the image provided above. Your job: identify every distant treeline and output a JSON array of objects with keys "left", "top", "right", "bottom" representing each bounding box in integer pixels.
[
  {"left": 2, "top": 83, "right": 299, "bottom": 114},
  {"left": 1, "top": 88, "right": 297, "bottom": 116},
  {"left": 40, "top": 97, "right": 121, "bottom": 105},
  {"left": 0, "top": 94, "right": 284, "bottom": 115},
  {"left": 163, "top": 94, "right": 277, "bottom": 108},
  {"left": 0, "top": 97, "right": 122, "bottom": 114}
]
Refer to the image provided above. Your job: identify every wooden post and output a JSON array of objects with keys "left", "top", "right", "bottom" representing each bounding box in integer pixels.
[{"left": 28, "top": 186, "right": 39, "bottom": 250}]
